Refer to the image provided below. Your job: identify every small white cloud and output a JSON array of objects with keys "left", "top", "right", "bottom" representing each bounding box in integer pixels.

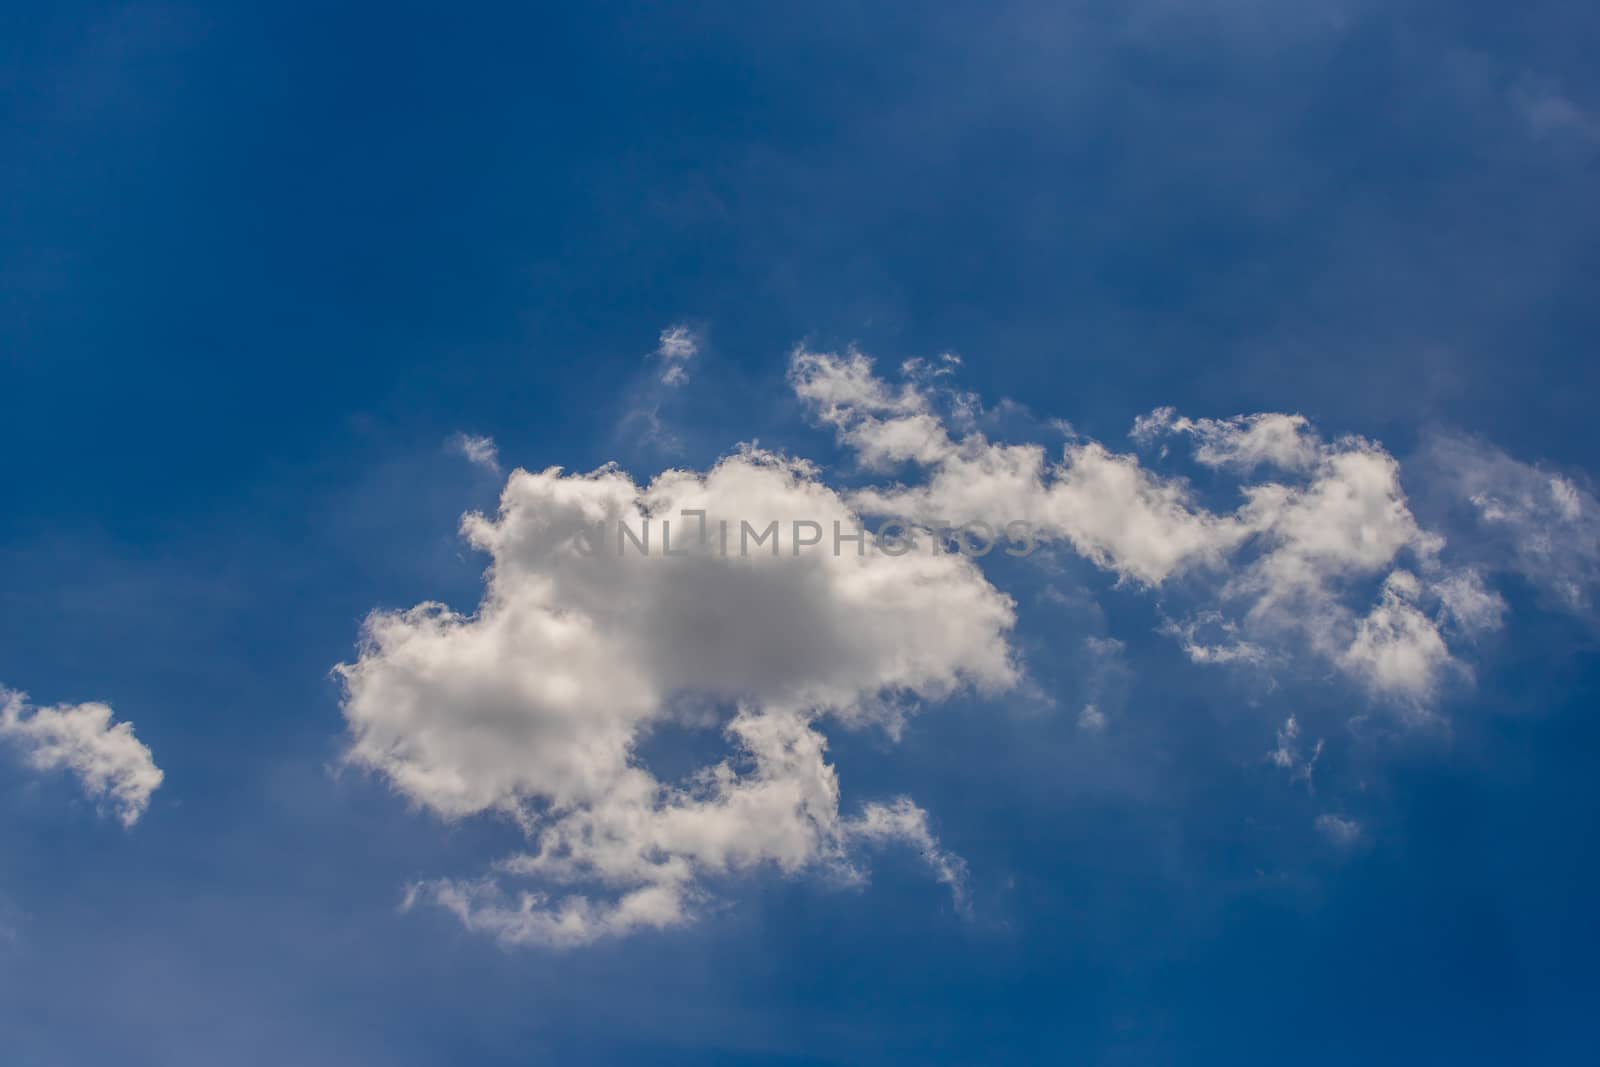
[
  {"left": 1429, "top": 434, "right": 1600, "bottom": 613},
  {"left": 1315, "top": 813, "right": 1362, "bottom": 848},
  {"left": 1, "top": 687, "right": 164, "bottom": 827},
  {"left": 1084, "top": 635, "right": 1124, "bottom": 658},
  {"left": 1513, "top": 78, "right": 1600, "bottom": 144},
  {"left": 655, "top": 324, "right": 700, "bottom": 386},
  {"left": 451, "top": 433, "right": 501, "bottom": 474},
  {"left": 1433, "top": 569, "right": 1507, "bottom": 638},
  {"left": 1132, "top": 407, "right": 1321, "bottom": 473},
  {"left": 1269, "top": 715, "right": 1322, "bottom": 787},
  {"left": 790, "top": 347, "right": 952, "bottom": 470},
  {"left": 1268, "top": 717, "right": 1298, "bottom": 768},
  {"left": 1077, "top": 703, "right": 1107, "bottom": 732},
  {"left": 1075, "top": 636, "right": 1126, "bottom": 731},
  {"left": 845, "top": 797, "right": 970, "bottom": 915},
  {"left": 1164, "top": 612, "right": 1269, "bottom": 667}
]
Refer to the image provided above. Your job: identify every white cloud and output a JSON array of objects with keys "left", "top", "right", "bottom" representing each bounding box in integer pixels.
[
  {"left": 1, "top": 687, "right": 163, "bottom": 827},
  {"left": 1074, "top": 636, "right": 1126, "bottom": 732},
  {"left": 1269, "top": 714, "right": 1322, "bottom": 787},
  {"left": 1337, "top": 571, "right": 1456, "bottom": 705},
  {"left": 348, "top": 346, "right": 1592, "bottom": 947},
  {"left": 1433, "top": 569, "right": 1507, "bottom": 638},
  {"left": 794, "top": 348, "right": 1472, "bottom": 703},
  {"left": 845, "top": 796, "right": 971, "bottom": 916},
  {"left": 340, "top": 448, "right": 1016, "bottom": 946},
  {"left": 1314, "top": 813, "right": 1362, "bottom": 848},
  {"left": 1132, "top": 407, "right": 1322, "bottom": 472},
  {"left": 655, "top": 324, "right": 700, "bottom": 386},
  {"left": 1428, "top": 434, "right": 1600, "bottom": 613},
  {"left": 847, "top": 431, "right": 1249, "bottom": 586},
  {"left": 1224, "top": 445, "right": 1453, "bottom": 703},
  {"left": 1163, "top": 611, "right": 1270, "bottom": 666},
  {"left": 1512, "top": 78, "right": 1600, "bottom": 144},
  {"left": 789, "top": 347, "right": 954, "bottom": 469},
  {"left": 451, "top": 432, "right": 501, "bottom": 473}
]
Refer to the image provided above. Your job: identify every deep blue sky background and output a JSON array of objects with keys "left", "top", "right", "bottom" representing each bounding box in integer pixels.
[{"left": 2, "top": 2, "right": 1598, "bottom": 1063}]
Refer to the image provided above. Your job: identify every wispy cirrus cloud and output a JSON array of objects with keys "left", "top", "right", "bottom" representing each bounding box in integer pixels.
[
  {"left": 1425, "top": 432, "right": 1600, "bottom": 615},
  {"left": 654, "top": 324, "right": 700, "bottom": 386},
  {"left": 1513, "top": 78, "right": 1600, "bottom": 146},
  {"left": 450, "top": 432, "right": 501, "bottom": 474}
]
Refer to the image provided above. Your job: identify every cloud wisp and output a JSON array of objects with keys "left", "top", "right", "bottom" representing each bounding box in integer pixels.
[
  {"left": 451, "top": 432, "right": 502, "bottom": 474},
  {"left": 654, "top": 324, "right": 699, "bottom": 387}
]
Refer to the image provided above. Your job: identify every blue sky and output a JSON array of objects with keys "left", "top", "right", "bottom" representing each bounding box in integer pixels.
[{"left": 3, "top": 1, "right": 1599, "bottom": 1063}]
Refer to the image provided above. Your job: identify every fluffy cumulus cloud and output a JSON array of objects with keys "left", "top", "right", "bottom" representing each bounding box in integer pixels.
[
  {"left": 793, "top": 348, "right": 1486, "bottom": 707},
  {"left": 340, "top": 447, "right": 1016, "bottom": 946},
  {"left": 346, "top": 345, "right": 1587, "bottom": 947},
  {"left": 1, "top": 687, "right": 164, "bottom": 827}
]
